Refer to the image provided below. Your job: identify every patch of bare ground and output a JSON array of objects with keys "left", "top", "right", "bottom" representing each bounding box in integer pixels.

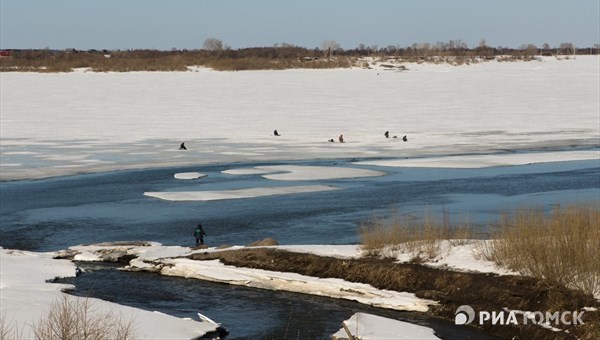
[{"left": 189, "top": 248, "right": 599, "bottom": 339}]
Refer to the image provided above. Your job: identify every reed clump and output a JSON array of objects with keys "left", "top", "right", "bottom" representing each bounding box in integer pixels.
[
  {"left": 359, "top": 211, "right": 473, "bottom": 261},
  {"left": 361, "top": 204, "right": 600, "bottom": 297},
  {"left": 33, "top": 295, "right": 136, "bottom": 340},
  {"left": 479, "top": 204, "right": 600, "bottom": 297}
]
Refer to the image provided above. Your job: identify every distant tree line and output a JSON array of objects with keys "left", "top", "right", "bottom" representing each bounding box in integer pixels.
[{"left": 1, "top": 38, "right": 598, "bottom": 72}]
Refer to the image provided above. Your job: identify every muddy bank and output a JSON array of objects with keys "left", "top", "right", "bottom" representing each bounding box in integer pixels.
[{"left": 189, "top": 248, "right": 600, "bottom": 339}]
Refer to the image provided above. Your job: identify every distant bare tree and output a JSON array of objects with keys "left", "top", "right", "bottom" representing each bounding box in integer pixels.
[
  {"left": 321, "top": 40, "right": 341, "bottom": 58},
  {"left": 274, "top": 42, "right": 297, "bottom": 48},
  {"left": 521, "top": 44, "right": 538, "bottom": 57},
  {"left": 559, "top": 42, "right": 575, "bottom": 55},
  {"left": 455, "top": 39, "right": 468, "bottom": 49},
  {"left": 203, "top": 38, "right": 224, "bottom": 51}
]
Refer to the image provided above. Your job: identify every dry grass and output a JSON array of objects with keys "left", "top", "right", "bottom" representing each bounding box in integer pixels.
[
  {"left": 479, "top": 204, "right": 600, "bottom": 297},
  {"left": 360, "top": 204, "right": 600, "bottom": 298},
  {"left": 33, "top": 295, "right": 136, "bottom": 340},
  {"left": 359, "top": 210, "right": 473, "bottom": 261},
  {"left": 0, "top": 314, "right": 21, "bottom": 340}
]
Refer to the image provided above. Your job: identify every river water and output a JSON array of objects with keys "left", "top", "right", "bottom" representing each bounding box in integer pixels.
[
  {"left": 56, "top": 262, "right": 499, "bottom": 339},
  {"left": 1, "top": 158, "right": 598, "bottom": 251},
  {"left": 1, "top": 157, "right": 598, "bottom": 338}
]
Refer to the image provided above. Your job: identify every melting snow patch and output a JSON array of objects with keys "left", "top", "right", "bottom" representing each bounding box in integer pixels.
[
  {"left": 174, "top": 172, "right": 207, "bottom": 180},
  {"left": 332, "top": 313, "right": 440, "bottom": 339}
]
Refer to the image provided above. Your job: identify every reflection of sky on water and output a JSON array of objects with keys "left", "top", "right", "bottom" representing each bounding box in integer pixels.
[{"left": 1, "top": 159, "right": 598, "bottom": 252}]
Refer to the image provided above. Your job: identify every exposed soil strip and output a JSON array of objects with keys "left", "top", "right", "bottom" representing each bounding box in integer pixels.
[{"left": 189, "top": 248, "right": 600, "bottom": 339}]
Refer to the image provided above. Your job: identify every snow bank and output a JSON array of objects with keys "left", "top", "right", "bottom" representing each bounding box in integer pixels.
[
  {"left": 275, "top": 244, "right": 361, "bottom": 259},
  {"left": 68, "top": 242, "right": 435, "bottom": 312},
  {"left": 158, "top": 258, "right": 434, "bottom": 312},
  {"left": 277, "top": 241, "right": 511, "bottom": 275},
  {"left": 355, "top": 150, "right": 600, "bottom": 169},
  {"left": 144, "top": 184, "right": 339, "bottom": 201},
  {"left": 332, "top": 313, "right": 440, "bottom": 340},
  {"left": 0, "top": 247, "right": 218, "bottom": 339}
]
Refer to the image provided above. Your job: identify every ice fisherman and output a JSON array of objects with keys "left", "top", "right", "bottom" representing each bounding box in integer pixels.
[
  {"left": 384, "top": 131, "right": 390, "bottom": 138},
  {"left": 402, "top": 135, "right": 408, "bottom": 142},
  {"left": 179, "top": 143, "right": 187, "bottom": 150},
  {"left": 338, "top": 134, "right": 345, "bottom": 143},
  {"left": 274, "top": 130, "right": 281, "bottom": 136},
  {"left": 194, "top": 224, "right": 206, "bottom": 245}
]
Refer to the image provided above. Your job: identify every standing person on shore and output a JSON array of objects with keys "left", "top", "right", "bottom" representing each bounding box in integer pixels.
[{"left": 194, "top": 224, "right": 206, "bottom": 246}]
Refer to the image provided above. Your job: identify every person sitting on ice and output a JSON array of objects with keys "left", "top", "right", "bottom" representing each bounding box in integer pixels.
[
  {"left": 328, "top": 138, "right": 335, "bottom": 143},
  {"left": 338, "top": 134, "right": 345, "bottom": 143},
  {"left": 384, "top": 131, "right": 390, "bottom": 138},
  {"left": 274, "top": 130, "right": 281, "bottom": 136},
  {"left": 179, "top": 142, "right": 187, "bottom": 150},
  {"left": 402, "top": 135, "right": 408, "bottom": 142}
]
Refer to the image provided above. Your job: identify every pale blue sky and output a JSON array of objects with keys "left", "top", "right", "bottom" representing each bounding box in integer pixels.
[{"left": 1, "top": 0, "right": 598, "bottom": 50}]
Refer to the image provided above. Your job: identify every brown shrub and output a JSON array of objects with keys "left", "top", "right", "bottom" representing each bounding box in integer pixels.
[{"left": 479, "top": 204, "right": 600, "bottom": 296}]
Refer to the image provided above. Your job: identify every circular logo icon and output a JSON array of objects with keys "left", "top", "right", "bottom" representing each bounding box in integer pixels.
[{"left": 455, "top": 305, "right": 476, "bottom": 325}]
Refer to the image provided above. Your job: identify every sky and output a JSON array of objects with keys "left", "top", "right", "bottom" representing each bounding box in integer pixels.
[{"left": 1, "top": 0, "right": 598, "bottom": 50}]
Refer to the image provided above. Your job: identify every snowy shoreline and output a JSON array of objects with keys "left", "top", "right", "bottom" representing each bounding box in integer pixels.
[
  {"left": 5, "top": 240, "right": 598, "bottom": 339},
  {"left": 0, "top": 247, "right": 221, "bottom": 339}
]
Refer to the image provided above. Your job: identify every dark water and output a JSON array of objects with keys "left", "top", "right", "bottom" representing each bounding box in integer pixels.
[
  {"left": 57, "top": 262, "right": 500, "bottom": 339},
  {"left": 1, "top": 158, "right": 598, "bottom": 252},
  {"left": 2, "top": 157, "right": 598, "bottom": 339}
]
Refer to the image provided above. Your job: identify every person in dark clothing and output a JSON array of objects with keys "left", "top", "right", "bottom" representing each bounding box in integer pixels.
[
  {"left": 338, "top": 134, "right": 345, "bottom": 143},
  {"left": 402, "top": 135, "right": 408, "bottom": 142},
  {"left": 194, "top": 224, "right": 206, "bottom": 245},
  {"left": 179, "top": 143, "right": 187, "bottom": 150},
  {"left": 274, "top": 130, "right": 281, "bottom": 136},
  {"left": 328, "top": 138, "right": 335, "bottom": 143},
  {"left": 384, "top": 131, "right": 389, "bottom": 138}
]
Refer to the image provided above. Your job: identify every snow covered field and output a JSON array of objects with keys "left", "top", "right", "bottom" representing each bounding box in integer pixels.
[{"left": 1, "top": 56, "right": 598, "bottom": 180}]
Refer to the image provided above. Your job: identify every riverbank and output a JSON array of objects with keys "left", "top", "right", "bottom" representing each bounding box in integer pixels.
[
  {"left": 0, "top": 247, "right": 222, "bottom": 339},
  {"left": 53, "top": 240, "right": 600, "bottom": 339},
  {"left": 190, "top": 247, "right": 599, "bottom": 339}
]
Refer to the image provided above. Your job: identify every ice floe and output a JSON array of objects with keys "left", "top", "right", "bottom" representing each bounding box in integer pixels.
[
  {"left": 223, "top": 165, "right": 386, "bottom": 180},
  {"left": 355, "top": 150, "right": 600, "bottom": 169},
  {"left": 174, "top": 172, "right": 207, "bottom": 180},
  {"left": 144, "top": 185, "right": 339, "bottom": 201}
]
